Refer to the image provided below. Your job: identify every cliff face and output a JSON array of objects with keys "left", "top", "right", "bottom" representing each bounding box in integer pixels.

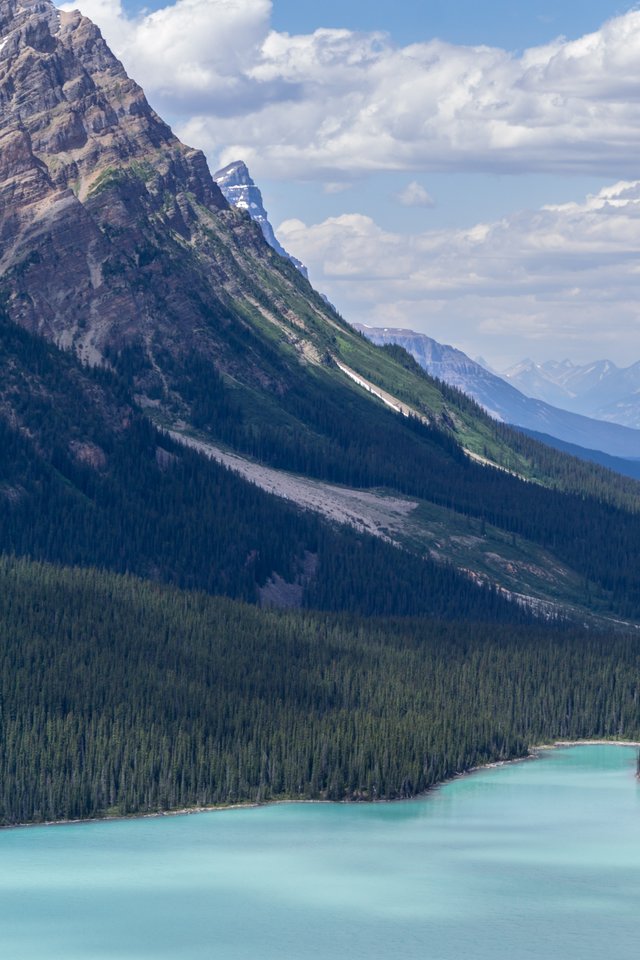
[
  {"left": 0, "top": 0, "right": 235, "bottom": 366},
  {"left": 0, "top": 0, "right": 317, "bottom": 388},
  {"left": 0, "top": 0, "right": 209, "bottom": 190}
]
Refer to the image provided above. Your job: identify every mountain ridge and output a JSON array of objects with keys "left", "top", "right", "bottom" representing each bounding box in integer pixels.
[
  {"left": 503, "top": 356, "right": 640, "bottom": 428},
  {"left": 355, "top": 324, "right": 640, "bottom": 461}
]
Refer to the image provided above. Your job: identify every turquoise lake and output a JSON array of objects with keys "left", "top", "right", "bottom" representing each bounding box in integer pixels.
[{"left": 1, "top": 744, "right": 639, "bottom": 959}]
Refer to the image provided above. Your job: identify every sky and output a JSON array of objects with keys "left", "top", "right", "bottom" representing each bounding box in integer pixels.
[{"left": 58, "top": 1, "right": 640, "bottom": 367}]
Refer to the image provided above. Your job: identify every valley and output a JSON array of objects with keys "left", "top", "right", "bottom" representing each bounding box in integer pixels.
[
  {"left": 357, "top": 324, "right": 640, "bottom": 462},
  {"left": 170, "top": 428, "right": 615, "bottom": 624},
  {"left": 0, "top": 0, "right": 638, "bottom": 833}
]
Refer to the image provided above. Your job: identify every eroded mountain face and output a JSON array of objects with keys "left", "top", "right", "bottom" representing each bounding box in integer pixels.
[{"left": 0, "top": 0, "right": 330, "bottom": 406}]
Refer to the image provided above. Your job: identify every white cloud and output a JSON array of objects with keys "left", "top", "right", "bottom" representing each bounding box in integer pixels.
[
  {"left": 323, "top": 182, "right": 353, "bottom": 195},
  {"left": 59, "top": 1, "right": 640, "bottom": 180},
  {"left": 277, "top": 181, "right": 640, "bottom": 365},
  {"left": 395, "top": 181, "right": 435, "bottom": 208},
  {"left": 60, "top": 0, "right": 274, "bottom": 113}
]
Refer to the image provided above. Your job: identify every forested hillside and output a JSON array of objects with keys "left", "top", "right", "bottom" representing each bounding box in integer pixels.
[
  {"left": 167, "top": 343, "right": 640, "bottom": 618},
  {"left": 0, "top": 311, "right": 526, "bottom": 621},
  {"left": 4, "top": 306, "right": 640, "bottom": 620},
  {"left": 1, "top": 0, "right": 640, "bottom": 833},
  {"left": 0, "top": 556, "right": 638, "bottom": 825}
]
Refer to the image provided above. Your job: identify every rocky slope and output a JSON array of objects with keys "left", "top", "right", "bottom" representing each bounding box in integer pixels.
[
  {"left": 214, "top": 159, "right": 308, "bottom": 278},
  {"left": 0, "top": 0, "right": 229, "bottom": 363},
  {"left": 356, "top": 324, "right": 640, "bottom": 460}
]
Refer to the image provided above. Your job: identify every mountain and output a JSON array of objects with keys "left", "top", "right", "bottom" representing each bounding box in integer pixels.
[
  {"left": 503, "top": 358, "right": 640, "bottom": 429},
  {"left": 355, "top": 325, "right": 640, "bottom": 461},
  {"left": 3, "top": 0, "right": 640, "bottom": 628},
  {"left": 213, "top": 159, "right": 308, "bottom": 278},
  {"left": 501, "top": 358, "right": 580, "bottom": 409},
  {"left": 3, "top": 0, "right": 640, "bottom": 826}
]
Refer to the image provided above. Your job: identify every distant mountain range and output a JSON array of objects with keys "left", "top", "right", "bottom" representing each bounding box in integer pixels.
[
  {"left": 355, "top": 325, "right": 640, "bottom": 463},
  {"left": 503, "top": 358, "right": 640, "bottom": 429}
]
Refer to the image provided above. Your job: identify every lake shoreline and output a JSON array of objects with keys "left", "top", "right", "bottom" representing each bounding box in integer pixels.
[
  {"left": 430, "top": 738, "right": 640, "bottom": 800},
  {"left": 4, "top": 739, "right": 639, "bottom": 833}
]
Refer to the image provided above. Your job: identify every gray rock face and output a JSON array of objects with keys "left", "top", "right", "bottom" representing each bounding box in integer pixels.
[
  {"left": 0, "top": 0, "right": 231, "bottom": 363},
  {"left": 355, "top": 324, "right": 640, "bottom": 459},
  {"left": 0, "top": 0, "right": 224, "bottom": 210},
  {"left": 0, "top": 0, "right": 336, "bottom": 413},
  {"left": 214, "top": 160, "right": 308, "bottom": 279}
]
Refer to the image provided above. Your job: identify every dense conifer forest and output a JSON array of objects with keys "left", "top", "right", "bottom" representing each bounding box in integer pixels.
[
  {"left": 1, "top": 284, "right": 640, "bottom": 829},
  {"left": 0, "top": 310, "right": 532, "bottom": 620},
  {"left": 0, "top": 556, "right": 638, "bottom": 826},
  {"left": 114, "top": 330, "right": 640, "bottom": 618}
]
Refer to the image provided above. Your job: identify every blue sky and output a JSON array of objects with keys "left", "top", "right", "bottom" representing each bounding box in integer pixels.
[
  {"left": 75, "top": 1, "right": 640, "bottom": 364},
  {"left": 264, "top": 0, "right": 631, "bottom": 232},
  {"left": 125, "top": 1, "right": 630, "bottom": 50},
  {"left": 269, "top": 0, "right": 629, "bottom": 50}
]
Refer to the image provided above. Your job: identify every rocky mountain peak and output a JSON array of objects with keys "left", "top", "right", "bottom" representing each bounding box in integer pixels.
[
  {"left": 215, "top": 160, "right": 253, "bottom": 189},
  {"left": 0, "top": 0, "right": 329, "bottom": 409},
  {"left": 0, "top": 0, "right": 222, "bottom": 205},
  {"left": 0, "top": 0, "right": 243, "bottom": 363},
  {"left": 214, "top": 159, "right": 309, "bottom": 279}
]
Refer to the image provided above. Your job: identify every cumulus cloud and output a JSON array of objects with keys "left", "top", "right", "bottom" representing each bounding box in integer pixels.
[
  {"left": 60, "top": 0, "right": 274, "bottom": 114},
  {"left": 395, "top": 181, "right": 435, "bottom": 208},
  {"left": 277, "top": 181, "right": 640, "bottom": 364},
  {"left": 59, "top": 1, "right": 640, "bottom": 179}
]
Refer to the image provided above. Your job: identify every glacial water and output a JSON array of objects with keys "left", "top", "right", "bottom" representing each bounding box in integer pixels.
[{"left": 0, "top": 744, "right": 639, "bottom": 959}]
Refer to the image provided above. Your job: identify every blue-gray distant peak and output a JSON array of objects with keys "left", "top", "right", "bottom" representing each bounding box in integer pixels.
[
  {"left": 354, "top": 324, "right": 640, "bottom": 461},
  {"left": 502, "top": 356, "right": 640, "bottom": 428},
  {"left": 213, "top": 161, "right": 308, "bottom": 279}
]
